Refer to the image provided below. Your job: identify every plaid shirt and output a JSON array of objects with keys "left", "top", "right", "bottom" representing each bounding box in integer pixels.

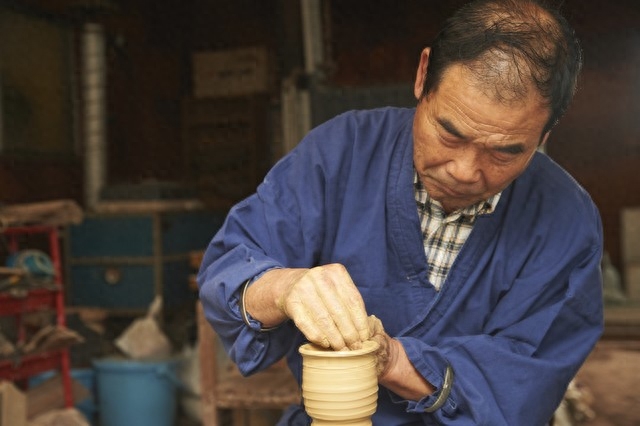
[{"left": 415, "top": 171, "right": 501, "bottom": 290}]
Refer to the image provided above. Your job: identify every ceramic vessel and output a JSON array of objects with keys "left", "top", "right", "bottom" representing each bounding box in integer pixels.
[{"left": 299, "top": 340, "right": 379, "bottom": 426}]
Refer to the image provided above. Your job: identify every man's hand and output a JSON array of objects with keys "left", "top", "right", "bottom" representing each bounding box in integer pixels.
[
  {"left": 273, "top": 263, "right": 371, "bottom": 350},
  {"left": 246, "top": 268, "right": 434, "bottom": 400},
  {"left": 367, "top": 315, "right": 394, "bottom": 377},
  {"left": 367, "top": 315, "right": 436, "bottom": 400}
]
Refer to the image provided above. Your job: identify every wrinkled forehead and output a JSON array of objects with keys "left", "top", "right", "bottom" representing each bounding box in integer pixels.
[{"left": 430, "top": 63, "right": 551, "bottom": 140}]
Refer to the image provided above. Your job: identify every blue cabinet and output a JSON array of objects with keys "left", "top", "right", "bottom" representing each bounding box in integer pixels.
[{"left": 67, "top": 210, "right": 224, "bottom": 312}]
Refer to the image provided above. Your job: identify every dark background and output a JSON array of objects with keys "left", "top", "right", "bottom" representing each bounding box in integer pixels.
[{"left": 1, "top": 0, "right": 639, "bottom": 276}]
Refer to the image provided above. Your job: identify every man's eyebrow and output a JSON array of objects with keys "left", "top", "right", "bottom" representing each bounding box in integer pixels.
[
  {"left": 437, "top": 116, "right": 526, "bottom": 154},
  {"left": 436, "top": 117, "right": 466, "bottom": 139},
  {"left": 493, "top": 143, "right": 525, "bottom": 154}
]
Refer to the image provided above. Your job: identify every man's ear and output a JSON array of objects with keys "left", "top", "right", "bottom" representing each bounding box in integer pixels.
[
  {"left": 540, "top": 131, "right": 551, "bottom": 147},
  {"left": 414, "top": 47, "right": 431, "bottom": 100}
]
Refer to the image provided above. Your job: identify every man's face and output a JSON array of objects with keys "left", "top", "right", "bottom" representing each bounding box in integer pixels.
[{"left": 412, "top": 50, "right": 551, "bottom": 214}]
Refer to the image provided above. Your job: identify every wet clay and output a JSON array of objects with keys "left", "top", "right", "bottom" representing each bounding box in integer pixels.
[{"left": 299, "top": 340, "right": 379, "bottom": 426}]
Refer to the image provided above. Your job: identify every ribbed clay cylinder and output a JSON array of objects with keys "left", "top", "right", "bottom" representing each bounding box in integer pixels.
[{"left": 299, "top": 341, "right": 379, "bottom": 425}]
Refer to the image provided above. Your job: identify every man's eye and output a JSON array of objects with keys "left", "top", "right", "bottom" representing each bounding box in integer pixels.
[
  {"left": 496, "top": 145, "right": 525, "bottom": 155},
  {"left": 439, "top": 134, "right": 459, "bottom": 145},
  {"left": 492, "top": 149, "right": 521, "bottom": 163},
  {"left": 493, "top": 153, "right": 514, "bottom": 163}
]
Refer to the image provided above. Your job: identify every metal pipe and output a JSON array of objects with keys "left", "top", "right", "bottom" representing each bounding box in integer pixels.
[
  {"left": 300, "top": 0, "right": 324, "bottom": 74},
  {"left": 82, "top": 22, "right": 107, "bottom": 211}
]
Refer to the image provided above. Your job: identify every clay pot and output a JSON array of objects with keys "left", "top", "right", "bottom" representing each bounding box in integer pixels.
[{"left": 299, "top": 341, "right": 379, "bottom": 426}]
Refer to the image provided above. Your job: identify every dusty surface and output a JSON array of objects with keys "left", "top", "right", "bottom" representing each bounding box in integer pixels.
[{"left": 572, "top": 340, "right": 640, "bottom": 426}]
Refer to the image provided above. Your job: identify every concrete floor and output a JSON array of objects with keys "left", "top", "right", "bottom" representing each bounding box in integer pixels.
[{"left": 572, "top": 340, "right": 640, "bottom": 426}]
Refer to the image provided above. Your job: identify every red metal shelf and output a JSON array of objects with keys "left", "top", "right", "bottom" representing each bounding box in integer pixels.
[
  {"left": 0, "top": 288, "right": 60, "bottom": 316},
  {"left": 0, "top": 225, "right": 73, "bottom": 407},
  {"left": 0, "top": 349, "right": 67, "bottom": 382}
]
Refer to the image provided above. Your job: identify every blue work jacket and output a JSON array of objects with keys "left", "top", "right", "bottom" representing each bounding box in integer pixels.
[{"left": 198, "top": 108, "right": 603, "bottom": 425}]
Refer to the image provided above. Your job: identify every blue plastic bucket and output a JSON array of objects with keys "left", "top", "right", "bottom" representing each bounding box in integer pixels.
[{"left": 93, "top": 357, "right": 182, "bottom": 426}]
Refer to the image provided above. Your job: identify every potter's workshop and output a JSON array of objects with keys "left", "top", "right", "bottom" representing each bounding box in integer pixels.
[{"left": 1, "top": 1, "right": 639, "bottom": 425}]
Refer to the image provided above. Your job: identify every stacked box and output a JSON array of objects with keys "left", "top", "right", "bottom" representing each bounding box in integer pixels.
[
  {"left": 622, "top": 207, "right": 640, "bottom": 301},
  {"left": 182, "top": 96, "right": 270, "bottom": 208},
  {"left": 192, "top": 47, "right": 272, "bottom": 99}
]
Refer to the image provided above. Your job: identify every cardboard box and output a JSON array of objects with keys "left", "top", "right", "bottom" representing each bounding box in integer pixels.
[
  {"left": 182, "top": 96, "right": 270, "bottom": 206},
  {"left": 0, "top": 381, "right": 27, "bottom": 426},
  {"left": 622, "top": 207, "right": 640, "bottom": 263},
  {"left": 192, "top": 47, "right": 271, "bottom": 98},
  {"left": 625, "top": 263, "right": 640, "bottom": 302},
  {"left": 26, "top": 374, "right": 90, "bottom": 420}
]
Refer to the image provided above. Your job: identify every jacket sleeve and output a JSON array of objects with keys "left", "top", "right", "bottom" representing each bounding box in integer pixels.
[{"left": 397, "top": 230, "right": 604, "bottom": 424}]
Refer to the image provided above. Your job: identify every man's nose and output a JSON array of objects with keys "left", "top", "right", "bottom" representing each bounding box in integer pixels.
[{"left": 445, "top": 148, "right": 482, "bottom": 184}]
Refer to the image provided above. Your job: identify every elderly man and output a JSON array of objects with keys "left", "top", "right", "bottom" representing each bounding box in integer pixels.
[{"left": 198, "top": 0, "right": 603, "bottom": 424}]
